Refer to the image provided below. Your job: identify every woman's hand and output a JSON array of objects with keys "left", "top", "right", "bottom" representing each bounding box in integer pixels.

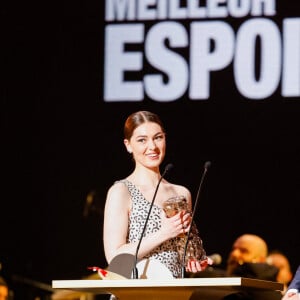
[
  {"left": 160, "top": 210, "right": 191, "bottom": 239},
  {"left": 185, "top": 256, "right": 213, "bottom": 273}
]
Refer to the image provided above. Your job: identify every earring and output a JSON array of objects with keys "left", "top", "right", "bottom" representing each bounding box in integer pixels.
[{"left": 128, "top": 150, "right": 132, "bottom": 154}]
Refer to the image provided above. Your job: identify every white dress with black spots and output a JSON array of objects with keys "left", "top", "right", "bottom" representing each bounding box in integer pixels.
[{"left": 116, "top": 179, "right": 206, "bottom": 279}]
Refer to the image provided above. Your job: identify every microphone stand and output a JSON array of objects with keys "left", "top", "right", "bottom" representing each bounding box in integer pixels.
[
  {"left": 181, "top": 161, "right": 211, "bottom": 278},
  {"left": 132, "top": 163, "right": 173, "bottom": 279}
]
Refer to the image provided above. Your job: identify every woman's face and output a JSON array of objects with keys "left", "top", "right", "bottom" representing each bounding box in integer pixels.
[{"left": 124, "top": 121, "right": 166, "bottom": 169}]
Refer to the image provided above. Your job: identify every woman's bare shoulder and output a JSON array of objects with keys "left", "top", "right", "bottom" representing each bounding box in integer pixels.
[
  {"left": 105, "top": 180, "right": 131, "bottom": 210},
  {"left": 107, "top": 180, "right": 129, "bottom": 195}
]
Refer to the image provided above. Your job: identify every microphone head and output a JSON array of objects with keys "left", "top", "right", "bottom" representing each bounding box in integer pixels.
[
  {"left": 204, "top": 161, "right": 211, "bottom": 169},
  {"left": 209, "top": 253, "right": 222, "bottom": 265},
  {"left": 161, "top": 163, "right": 174, "bottom": 178},
  {"left": 165, "top": 163, "right": 174, "bottom": 173}
]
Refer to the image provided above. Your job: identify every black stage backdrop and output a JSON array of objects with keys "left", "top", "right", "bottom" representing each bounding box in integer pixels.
[{"left": 2, "top": 1, "right": 300, "bottom": 298}]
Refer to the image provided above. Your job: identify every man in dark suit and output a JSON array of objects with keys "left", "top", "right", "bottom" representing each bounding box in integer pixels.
[{"left": 282, "top": 265, "right": 300, "bottom": 300}]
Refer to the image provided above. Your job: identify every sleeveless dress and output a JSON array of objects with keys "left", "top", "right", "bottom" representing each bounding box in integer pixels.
[{"left": 116, "top": 179, "right": 206, "bottom": 279}]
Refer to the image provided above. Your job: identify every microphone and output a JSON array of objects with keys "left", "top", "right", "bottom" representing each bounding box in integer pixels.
[
  {"left": 208, "top": 253, "right": 222, "bottom": 265},
  {"left": 181, "top": 161, "right": 211, "bottom": 278},
  {"left": 131, "top": 163, "right": 174, "bottom": 279}
]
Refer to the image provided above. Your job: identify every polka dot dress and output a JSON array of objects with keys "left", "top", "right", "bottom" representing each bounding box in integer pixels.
[{"left": 116, "top": 179, "right": 182, "bottom": 278}]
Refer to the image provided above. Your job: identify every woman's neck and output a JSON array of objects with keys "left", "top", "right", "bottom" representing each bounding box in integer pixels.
[{"left": 127, "top": 166, "right": 161, "bottom": 187}]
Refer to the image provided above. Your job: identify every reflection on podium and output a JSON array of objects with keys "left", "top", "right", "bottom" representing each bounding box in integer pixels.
[
  {"left": 51, "top": 273, "right": 99, "bottom": 300},
  {"left": 51, "top": 290, "right": 95, "bottom": 300}
]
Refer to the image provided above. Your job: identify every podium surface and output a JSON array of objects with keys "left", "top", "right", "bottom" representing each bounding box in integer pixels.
[{"left": 52, "top": 277, "right": 283, "bottom": 300}]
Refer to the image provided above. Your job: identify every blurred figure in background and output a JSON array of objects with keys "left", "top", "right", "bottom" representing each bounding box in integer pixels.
[
  {"left": 191, "top": 233, "right": 282, "bottom": 300},
  {"left": 0, "top": 276, "right": 9, "bottom": 300},
  {"left": 223, "top": 233, "right": 282, "bottom": 300},
  {"left": 225, "top": 233, "right": 278, "bottom": 280},
  {"left": 267, "top": 250, "right": 293, "bottom": 294}
]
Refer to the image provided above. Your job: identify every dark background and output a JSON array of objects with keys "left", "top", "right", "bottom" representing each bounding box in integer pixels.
[{"left": 2, "top": 1, "right": 300, "bottom": 299}]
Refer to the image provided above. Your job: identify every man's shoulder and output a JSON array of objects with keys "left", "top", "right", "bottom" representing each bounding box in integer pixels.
[{"left": 232, "top": 262, "right": 278, "bottom": 281}]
